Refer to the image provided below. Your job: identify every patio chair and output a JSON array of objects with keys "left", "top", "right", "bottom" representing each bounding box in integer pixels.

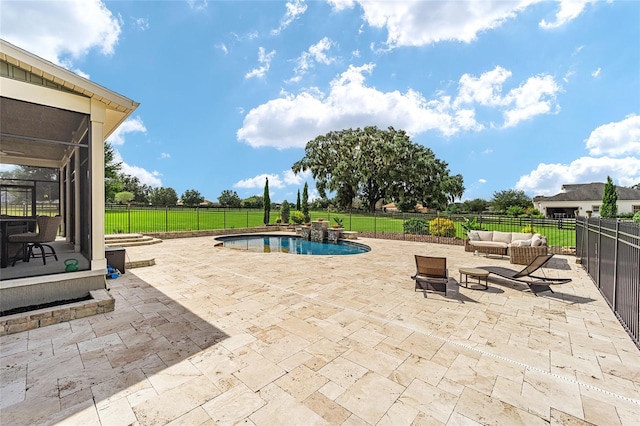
[
  {"left": 411, "top": 255, "right": 448, "bottom": 294},
  {"left": 479, "top": 254, "right": 571, "bottom": 296},
  {"left": 9, "top": 215, "right": 62, "bottom": 266}
]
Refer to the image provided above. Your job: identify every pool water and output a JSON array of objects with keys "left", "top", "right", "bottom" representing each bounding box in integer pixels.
[{"left": 216, "top": 235, "right": 370, "bottom": 255}]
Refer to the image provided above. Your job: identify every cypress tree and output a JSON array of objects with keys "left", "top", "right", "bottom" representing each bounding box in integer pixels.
[
  {"left": 296, "top": 189, "right": 301, "bottom": 211},
  {"left": 302, "top": 182, "right": 309, "bottom": 222},
  {"left": 263, "top": 178, "right": 271, "bottom": 225},
  {"left": 600, "top": 176, "right": 618, "bottom": 218}
]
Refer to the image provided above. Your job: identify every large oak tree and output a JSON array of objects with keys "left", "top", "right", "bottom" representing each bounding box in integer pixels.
[{"left": 292, "top": 126, "right": 463, "bottom": 212}]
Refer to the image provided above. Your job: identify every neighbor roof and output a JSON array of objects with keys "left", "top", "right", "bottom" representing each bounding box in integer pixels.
[{"left": 533, "top": 183, "right": 640, "bottom": 202}]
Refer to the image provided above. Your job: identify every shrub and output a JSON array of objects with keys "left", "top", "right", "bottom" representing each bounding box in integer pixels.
[
  {"left": 506, "top": 206, "right": 525, "bottom": 217},
  {"left": 633, "top": 212, "right": 640, "bottom": 224},
  {"left": 403, "top": 218, "right": 429, "bottom": 235},
  {"left": 333, "top": 216, "right": 344, "bottom": 227},
  {"left": 461, "top": 216, "right": 484, "bottom": 232},
  {"left": 521, "top": 225, "right": 535, "bottom": 234},
  {"left": 291, "top": 210, "right": 305, "bottom": 224},
  {"left": 429, "top": 218, "right": 456, "bottom": 237},
  {"left": 280, "top": 200, "right": 291, "bottom": 223}
]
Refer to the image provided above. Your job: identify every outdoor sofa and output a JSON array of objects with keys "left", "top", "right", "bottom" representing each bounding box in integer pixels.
[{"left": 464, "top": 230, "right": 548, "bottom": 265}]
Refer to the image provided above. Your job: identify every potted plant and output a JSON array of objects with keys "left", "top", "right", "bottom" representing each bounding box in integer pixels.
[{"left": 332, "top": 217, "right": 344, "bottom": 228}]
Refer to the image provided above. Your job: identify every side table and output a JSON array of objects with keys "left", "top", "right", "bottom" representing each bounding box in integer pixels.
[{"left": 459, "top": 267, "right": 489, "bottom": 290}]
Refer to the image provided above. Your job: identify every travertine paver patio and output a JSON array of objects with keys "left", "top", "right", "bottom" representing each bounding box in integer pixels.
[{"left": 1, "top": 234, "right": 639, "bottom": 425}]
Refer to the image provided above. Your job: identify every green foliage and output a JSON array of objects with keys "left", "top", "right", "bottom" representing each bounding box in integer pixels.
[
  {"left": 263, "top": 178, "right": 271, "bottom": 225},
  {"left": 526, "top": 208, "right": 544, "bottom": 218},
  {"left": 462, "top": 198, "right": 489, "bottom": 213},
  {"left": 633, "top": 212, "right": 640, "bottom": 223},
  {"left": 218, "top": 190, "right": 241, "bottom": 208},
  {"left": 491, "top": 189, "right": 532, "bottom": 212},
  {"left": 396, "top": 199, "right": 415, "bottom": 212},
  {"left": 302, "top": 182, "right": 310, "bottom": 222},
  {"left": 296, "top": 189, "right": 301, "bottom": 211},
  {"left": 181, "top": 189, "right": 204, "bottom": 206},
  {"left": 333, "top": 216, "right": 344, "bottom": 227},
  {"left": 280, "top": 200, "right": 291, "bottom": 223},
  {"left": 506, "top": 206, "right": 525, "bottom": 217},
  {"left": 148, "top": 187, "right": 178, "bottom": 207},
  {"left": 241, "top": 195, "right": 263, "bottom": 209},
  {"left": 104, "top": 141, "right": 122, "bottom": 202},
  {"left": 114, "top": 191, "right": 134, "bottom": 205},
  {"left": 292, "top": 126, "right": 463, "bottom": 213},
  {"left": 119, "top": 174, "right": 150, "bottom": 204},
  {"left": 461, "top": 216, "right": 484, "bottom": 232},
  {"left": 600, "top": 176, "right": 618, "bottom": 218},
  {"left": 429, "top": 217, "right": 456, "bottom": 237},
  {"left": 521, "top": 225, "right": 535, "bottom": 234},
  {"left": 291, "top": 210, "right": 306, "bottom": 224},
  {"left": 403, "top": 218, "right": 429, "bottom": 235}
]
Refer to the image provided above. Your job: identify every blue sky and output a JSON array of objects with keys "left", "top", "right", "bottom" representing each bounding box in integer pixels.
[{"left": 1, "top": 0, "right": 639, "bottom": 204}]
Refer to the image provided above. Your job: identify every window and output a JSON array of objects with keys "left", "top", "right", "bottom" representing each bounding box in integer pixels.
[
  {"left": 633, "top": 205, "right": 640, "bottom": 213},
  {"left": 592, "top": 205, "right": 600, "bottom": 213}
]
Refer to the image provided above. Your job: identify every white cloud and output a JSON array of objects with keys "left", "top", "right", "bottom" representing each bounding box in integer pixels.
[
  {"left": 585, "top": 114, "right": 640, "bottom": 157},
  {"left": 563, "top": 70, "right": 575, "bottom": 83},
  {"left": 0, "top": 0, "right": 121, "bottom": 67},
  {"left": 516, "top": 156, "right": 640, "bottom": 196},
  {"left": 216, "top": 43, "right": 228, "bottom": 55},
  {"left": 234, "top": 174, "right": 285, "bottom": 189},
  {"left": 106, "top": 117, "right": 147, "bottom": 146},
  {"left": 120, "top": 163, "right": 163, "bottom": 187},
  {"left": 517, "top": 115, "right": 640, "bottom": 196},
  {"left": 245, "top": 47, "right": 276, "bottom": 79},
  {"left": 283, "top": 169, "right": 311, "bottom": 185},
  {"left": 272, "top": 0, "right": 308, "bottom": 35},
  {"left": 160, "top": 153, "right": 171, "bottom": 159},
  {"left": 112, "top": 150, "right": 162, "bottom": 187},
  {"left": 238, "top": 64, "right": 560, "bottom": 149},
  {"left": 133, "top": 17, "right": 149, "bottom": 31},
  {"left": 501, "top": 74, "right": 562, "bottom": 127},
  {"left": 592, "top": 67, "right": 601, "bottom": 77},
  {"left": 478, "top": 179, "right": 487, "bottom": 184},
  {"left": 539, "top": 0, "right": 597, "bottom": 29},
  {"left": 186, "top": 0, "right": 208, "bottom": 11},
  {"left": 292, "top": 37, "right": 336, "bottom": 80},
  {"left": 330, "top": 0, "right": 537, "bottom": 47}
]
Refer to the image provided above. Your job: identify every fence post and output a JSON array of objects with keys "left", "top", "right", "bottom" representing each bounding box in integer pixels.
[
  {"left": 613, "top": 220, "right": 619, "bottom": 311},
  {"left": 127, "top": 204, "right": 131, "bottom": 234},
  {"left": 197, "top": 207, "right": 200, "bottom": 231},
  {"left": 597, "top": 218, "right": 601, "bottom": 288},
  {"left": 246, "top": 210, "right": 248, "bottom": 228},
  {"left": 165, "top": 207, "right": 168, "bottom": 232},
  {"left": 374, "top": 212, "right": 377, "bottom": 238}
]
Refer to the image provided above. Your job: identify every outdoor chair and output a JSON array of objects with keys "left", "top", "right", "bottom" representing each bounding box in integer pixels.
[
  {"left": 9, "top": 215, "right": 62, "bottom": 266},
  {"left": 411, "top": 255, "right": 448, "bottom": 294},
  {"left": 479, "top": 254, "right": 571, "bottom": 296}
]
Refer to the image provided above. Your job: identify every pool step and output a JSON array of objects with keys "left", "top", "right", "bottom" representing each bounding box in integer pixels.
[{"left": 105, "top": 233, "right": 163, "bottom": 248}]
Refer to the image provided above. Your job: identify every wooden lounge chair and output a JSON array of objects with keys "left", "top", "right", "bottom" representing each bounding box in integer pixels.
[
  {"left": 411, "top": 255, "right": 448, "bottom": 294},
  {"left": 479, "top": 254, "right": 571, "bottom": 296}
]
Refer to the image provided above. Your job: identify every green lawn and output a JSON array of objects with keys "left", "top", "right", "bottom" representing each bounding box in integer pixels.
[{"left": 105, "top": 208, "right": 576, "bottom": 247}]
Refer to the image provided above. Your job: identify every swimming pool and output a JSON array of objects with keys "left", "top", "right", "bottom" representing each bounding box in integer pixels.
[{"left": 215, "top": 234, "right": 370, "bottom": 255}]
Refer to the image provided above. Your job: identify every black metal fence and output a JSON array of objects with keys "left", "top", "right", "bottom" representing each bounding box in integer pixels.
[
  {"left": 105, "top": 205, "right": 576, "bottom": 250},
  {"left": 576, "top": 217, "right": 640, "bottom": 347}
]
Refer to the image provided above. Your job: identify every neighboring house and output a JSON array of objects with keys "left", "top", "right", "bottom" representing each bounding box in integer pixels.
[
  {"left": 533, "top": 183, "right": 640, "bottom": 218},
  {"left": 0, "top": 39, "right": 138, "bottom": 314}
]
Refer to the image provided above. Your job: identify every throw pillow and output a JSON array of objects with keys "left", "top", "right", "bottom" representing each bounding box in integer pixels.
[
  {"left": 531, "top": 236, "right": 542, "bottom": 246},
  {"left": 540, "top": 236, "right": 547, "bottom": 246},
  {"left": 468, "top": 231, "right": 480, "bottom": 241},
  {"left": 511, "top": 239, "right": 531, "bottom": 247}
]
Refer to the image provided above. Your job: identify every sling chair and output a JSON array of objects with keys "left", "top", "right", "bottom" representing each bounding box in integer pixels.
[
  {"left": 411, "top": 255, "right": 448, "bottom": 295},
  {"left": 479, "top": 254, "right": 571, "bottom": 296}
]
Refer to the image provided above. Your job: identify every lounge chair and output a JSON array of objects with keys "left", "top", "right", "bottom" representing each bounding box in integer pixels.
[
  {"left": 411, "top": 255, "right": 448, "bottom": 294},
  {"left": 479, "top": 254, "right": 571, "bottom": 296}
]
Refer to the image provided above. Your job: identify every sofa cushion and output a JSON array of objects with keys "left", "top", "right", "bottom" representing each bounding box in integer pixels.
[
  {"left": 476, "top": 231, "right": 493, "bottom": 241},
  {"left": 469, "top": 241, "right": 509, "bottom": 249},
  {"left": 492, "top": 231, "right": 512, "bottom": 244},
  {"left": 512, "top": 232, "right": 532, "bottom": 241},
  {"left": 510, "top": 239, "right": 532, "bottom": 247},
  {"left": 531, "top": 235, "right": 542, "bottom": 246},
  {"left": 468, "top": 231, "right": 480, "bottom": 241}
]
